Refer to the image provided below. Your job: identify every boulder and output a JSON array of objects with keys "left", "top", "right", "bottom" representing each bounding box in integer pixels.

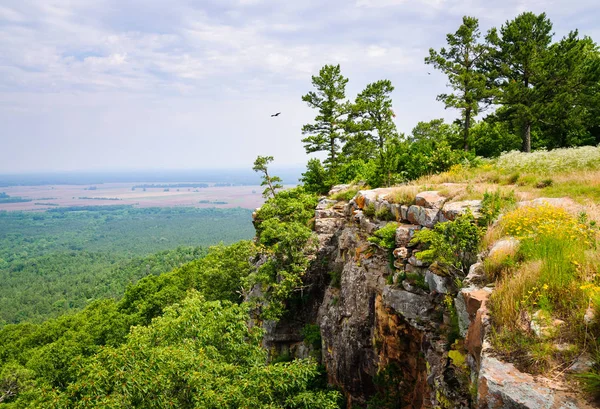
[
  {"left": 440, "top": 200, "right": 482, "bottom": 222},
  {"left": 408, "top": 254, "right": 428, "bottom": 267},
  {"left": 393, "top": 247, "right": 409, "bottom": 259},
  {"left": 407, "top": 205, "right": 439, "bottom": 228},
  {"left": 488, "top": 237, "right": 520, "bottom": 260},
  {"left": 424, "top": 270, "right": 454, "bottom": 294},
  {"left": 415, "top": 191, "right": 447, "bottom": 209},
  {"left": 478, "top": 354, "right": 555, "bottom": 409},
  {"left": 400, "top": 205, "right": 409, "bottom": 221},
  {"left": 382, "top": 286, "right": 432, "bottom": 321},
  {"left": 328, "top": 184, "right": 352, "bottom": 196},
  {"left": 395, "top": 224, "right": 421, "bottom": 247},
  {"left": 317, "top": 199, "right": 337, "bottom": 210},
  {"left": 315, "top": 218, "right": 345, "bottom": 235}
]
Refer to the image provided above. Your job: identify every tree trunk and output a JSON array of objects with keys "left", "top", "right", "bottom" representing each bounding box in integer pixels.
[
  {"left": 464, "top": 108, "right": 471, "bottom": 151},
  {"left": 523, "top": 122, "right": 531, "bottom": 153}
]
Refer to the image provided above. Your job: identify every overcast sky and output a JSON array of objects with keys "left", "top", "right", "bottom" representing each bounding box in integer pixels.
[{"left": 1, "top": 0, "right": 598, "bottom": 173}]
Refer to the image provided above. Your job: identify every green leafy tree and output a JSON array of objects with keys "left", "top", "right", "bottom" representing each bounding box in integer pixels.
[
  {"left": 301, "top": 64, "right": 349, "bottom": 174},
  {"left": 301, "top": 158, "right": 330, "bottom": 195},
  {"left": 486, "top": 12, "right": 553, "bottom": 152},
  {"left": 536, "top": 31, "right": 600, "bottom": 148},
  {"left": 347, "top": 79, "right": 399, "bottom": 186},
  {"left": 32, "top": 293, "right": 341, "bottom": 409},
  {"left": 253, "top": 155, "right": 283, "bottom": 199},
  {"left": 426, "top": 16, "right": 490, "bottom": 151}
]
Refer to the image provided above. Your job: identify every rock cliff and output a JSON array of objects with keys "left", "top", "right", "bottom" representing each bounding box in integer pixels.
[{"left": 260, "top": 187, "right": 594, "bottom": 408}]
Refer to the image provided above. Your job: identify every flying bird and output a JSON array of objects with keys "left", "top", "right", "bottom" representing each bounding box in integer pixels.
[
  {"left": 271, "top": 112, "right": 281, "bottom": 117},
  {"left": 427, "top": 72, "right": 431, "bottom": 75}
]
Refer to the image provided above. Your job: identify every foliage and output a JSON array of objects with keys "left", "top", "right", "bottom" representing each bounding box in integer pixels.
[
  {"left": 329, "top": 187, "right": 359, "bottom": 202},
  {"left": 29, "top": 293, "right": 341, "bottom": 409},
  {"left": 426, "top": 16, "right": 490, "bottom": 150},
  {"left": 302, "top": 324, "right": 323, "bottom": 350},
  {"left": 251, "top": 187, "right": 319, "bottom": 320},
  {"left": 411, "top": 212, "right": 482, "bottom": 273},
  {"left": 363, "top": 203, "right": 376, "bottom": 218},
  {"left": 0, "top": 206, "right": 254, "bottom": 326},
  {"left": 470, "top": 120, "right": 521, "bottom": 157},
  {"left": 328, "top": 270, "right": 342, "bottom": 288},
  {"left": 486, "top": 12, "right": 553, "bottom": 152},
  {"left": 253, "top": 155, "right": 283, "bottom": 198},
  {"left": 489, "top": 204, "right": 599, "bottom": 374},
  {"left": 368, "top": 223, "right": 398, "bottom": 250},
  {"left": 478, "top": 189, "right": 516, "bottom": 227},
  {"left": 345, "top": 80, "right": 399, "bottom": 186},
  {"left": 302, "top": 64, "right": 349, "bottom": 174},
  {"left": 301, "top": 158, "right": 332, "bottom": 195},
  {"left": 375, "top": 206, "right": 395, "bottom": 221}
]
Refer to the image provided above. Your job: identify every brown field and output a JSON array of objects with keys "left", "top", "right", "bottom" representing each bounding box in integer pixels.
[{"left": 0, "top": 183, "right": 279, "bottom": 212}]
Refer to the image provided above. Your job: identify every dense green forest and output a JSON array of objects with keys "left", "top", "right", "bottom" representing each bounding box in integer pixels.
[
  {"left": 1, "top": 11, "right": 599, "bottom": 408},
  {"left": 0, "top": 206, "right": 254, "bottom": 325}
]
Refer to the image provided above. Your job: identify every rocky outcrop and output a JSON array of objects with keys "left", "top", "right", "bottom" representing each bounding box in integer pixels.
[{"left": 259, "top": 187, "right": 595, "bottom": 408}]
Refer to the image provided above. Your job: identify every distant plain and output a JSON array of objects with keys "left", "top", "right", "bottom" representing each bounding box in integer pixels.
[{"left": 0, "top": 182, "right": 271, "bottom": 211}]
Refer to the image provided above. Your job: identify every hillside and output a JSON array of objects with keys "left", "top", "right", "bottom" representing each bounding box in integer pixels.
[{"left": 0, "top": 147, "right": 598, "bottom": 408}]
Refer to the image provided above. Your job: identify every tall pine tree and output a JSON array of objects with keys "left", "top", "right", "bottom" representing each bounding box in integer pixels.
[
  {"left": 486, "top": 12, "right": 553, "bottom": 152},
  {"left": 301, "top": 64, "right": 349, "bottom": 175},
  {"left": 425, "top": 16, "right": 490, "bottom": 151}
]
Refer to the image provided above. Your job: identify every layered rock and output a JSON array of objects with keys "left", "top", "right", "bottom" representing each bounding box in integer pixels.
[{"left": 259, "top": 188, "right": 594, "bottom": 408}]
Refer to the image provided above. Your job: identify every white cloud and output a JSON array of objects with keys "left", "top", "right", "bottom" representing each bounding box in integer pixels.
[{"left": 1, "top": 0, "right": 599, "bottom": 171}]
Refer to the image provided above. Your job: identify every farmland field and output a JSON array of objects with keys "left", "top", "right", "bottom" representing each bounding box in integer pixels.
[{"left": 0, "top": 182, "right": 277, "bottom": 211}]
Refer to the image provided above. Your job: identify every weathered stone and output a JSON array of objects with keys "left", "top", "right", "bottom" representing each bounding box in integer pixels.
[
  {"left": 316, "top": 208, "right": 344, "bottom": 219},
  {"left": 408, "top": 254, "right": 428, "bottom": 267},
  {"left": 405, "top": 264, "right": 427, "bottom": 275},
  {"left": 567, "top": 353, "right": 595, "bottom": 374},
  {"left": 440, "top": 200, "right": 482, "bottom": 222},
  {"left": 530, "top": 310, "right": 564, "bottom": 338},
  {"left": 390, "top": 203, "right": 402, "bottom": 221},
  {"left": 464, "top": 262, "right": 485, "bottom": 287},
  {"left": 359, "top": 216, "right": 381, "bottom": 235},
  {"left": 478, "top": 354, "right": 556, "bottom": 409},
  {"left": 407, "top": 205, "right": 439, "bottom": 228},
  {"left": 317, "top": 199, "right": 338, "bottom": 210},
  {"left": 400, "top": 205, "right": 409, "bottom": 221},
  {"left": 584, "top": 305, "right": 596, "bottom": 325},
  {"left": 402, "top": 280, "right": 428, "bottom": 295},
  {"left": 424, "top": 270, "right": 454, "bottom": 294},
  {"left": 517, "top": 197, "right": 577, "bottom": 210},
  {"left": 395, "top": 224, "right": 421, "bottom": 247},
  {"left": 454, "top": 294, "right": 469, "bottom": 337},
  {"left": 315, "top": 218, "right": 345, "bottom": 234},
  {"left": 393, "top": 247, "right": 409, "bottom": 259},
  {"left": 382, "top": 286, "right": 432, "bottom": 321},
  {"left": 328, "top": 184, "right": 352, "bottom": 196},
  {"left": 415, "top": 190, "right": 447, "bottom": 209},
  {"left": 393, "top": 259, "right": 404, "bottom": 269},
  {"left": 488, "top": 237, "right": 520, "bottom": 260}
]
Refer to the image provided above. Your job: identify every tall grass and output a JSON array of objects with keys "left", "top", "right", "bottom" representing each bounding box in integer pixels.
[{"left": 495, "top": 146, "right": 600, "bottom": 174}]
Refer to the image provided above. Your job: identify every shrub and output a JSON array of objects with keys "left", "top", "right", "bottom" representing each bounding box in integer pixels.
[
  {"left": 368, "top": 223, "right": 399, "bottom": 250},
  {"left": 363, "top": 203, "right": 376, "bottom": 218},
  {"left": 534, "top": 178, "right": 553, "bottom": 188},
  {"left": 302, "top": 324, "right": 322, "bottom": 350},
  {"left": 478, "top": 189, "right": 516, "bottom": 227},
  {"left": 328, "top": 270, "right": 341, "bottom": 288},
  {"left": 330, "top": 188, "right": 359, "bottom": 201},
  {"left": 375, "top": 206, "right": 396, "bottom": 221},
  {"left": 411, "top": 212, "right": 482, "bottom": 274}
]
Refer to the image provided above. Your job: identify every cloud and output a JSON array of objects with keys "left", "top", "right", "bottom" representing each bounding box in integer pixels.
[{"left": 1, "top": 0, "right": 599, "bottom": 171}]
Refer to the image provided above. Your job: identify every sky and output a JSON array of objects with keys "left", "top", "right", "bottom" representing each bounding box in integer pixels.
[{"left": 1, "top": 0, "right": 599, "bottom": 173}]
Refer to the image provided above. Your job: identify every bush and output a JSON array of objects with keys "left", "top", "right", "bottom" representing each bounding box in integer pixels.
[
  {"left": 375, "top": 206, "right": 396, "bottom": 221},
  {"left": 411, "top": 212, "right": 481, "bottom": 274},
  {"left": 478, "top": 189, "right": 516, "bottom": 227},
  {"left": 302, "top": 324, "right": 322, "bottom": 349},
  {"left": 495, "top": 146, "right": 600, "bottom": 174},
  {"left": 363, "top": 203, "right": 376, "bottom": 218},
  {"left": 368, "top": 223, "right": 399, "bottom": 250},
  {"left": 330, "top": 188, "right": 359, "bottom": 201}
]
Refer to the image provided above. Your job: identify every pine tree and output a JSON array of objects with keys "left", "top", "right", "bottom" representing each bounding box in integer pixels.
[
  {"left": 347, "top": 80, "right": 398, "bottom": 186},
  {"left": 252, "top": 156, "right": 282, "bottom": 199},
  {"left": 425, "top": 16, "right": 490, "bottom": 151},
  {"left": 486, "top": 12, "right": 553, "bottom": 152},
  {"left": 301, "top": 64, "right": 349, "bottom": 174}
]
